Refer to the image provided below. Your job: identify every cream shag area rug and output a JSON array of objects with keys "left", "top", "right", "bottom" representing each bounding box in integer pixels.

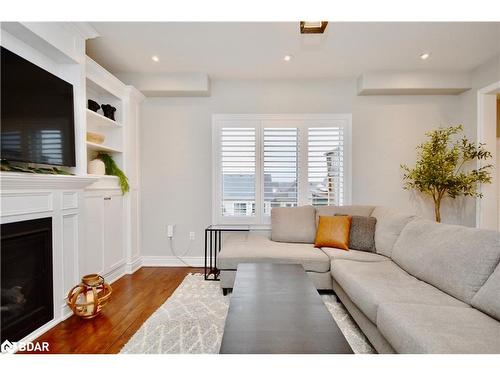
[{"left": 120, "top": 273, "right": 375, "bottom": 354}]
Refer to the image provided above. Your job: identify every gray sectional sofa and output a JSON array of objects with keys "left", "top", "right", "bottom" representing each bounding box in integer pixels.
[{"left": 218, "top": 205, "right": 500, "bottom": 354}]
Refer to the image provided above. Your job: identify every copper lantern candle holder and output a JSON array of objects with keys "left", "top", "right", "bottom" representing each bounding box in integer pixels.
[{"left": 67, "top": 274, "right": 112, "bottom": 319}]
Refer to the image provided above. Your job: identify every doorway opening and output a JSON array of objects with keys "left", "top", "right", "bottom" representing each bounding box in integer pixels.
[{"left": 476, "top": 81, "right": 500, "bottom": 230}]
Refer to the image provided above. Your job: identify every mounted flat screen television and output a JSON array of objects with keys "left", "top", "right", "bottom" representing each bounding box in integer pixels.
[{"left": 1, "top": 46, "right": 76, "bottom": 167}]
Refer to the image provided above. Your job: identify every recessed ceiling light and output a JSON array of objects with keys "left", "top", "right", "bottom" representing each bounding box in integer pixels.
[
  {"left": 420, "top": 52, "right": 431, "bottom": 60},
  {"left": 284, "top": 55, "right": 292, "bottom": 62},
  {"left": 151, "top": 55, "right": 160, "bottom": 62},
  {"left": 300, "top": 21, "right": 328, "bottom": 34}
]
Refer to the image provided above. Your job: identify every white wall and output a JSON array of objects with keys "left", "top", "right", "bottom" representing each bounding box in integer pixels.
[
  {"left": 352, "top": 94, "right": 468, "bottom": 224},
  {"left": 140, "top": 78, "right": 471, "bottom": 258}
]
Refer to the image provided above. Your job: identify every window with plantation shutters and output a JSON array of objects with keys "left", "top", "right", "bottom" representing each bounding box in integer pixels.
[
  {"left": 308, "top": 127, "right": 344, "bottom": 206},
  {"left": 263, "top": 128, "right": 298, "bottom": 215},
  {"left": 213, "top": 115, "right": 351, "bottom": 224},
  {"left": 220, "top": 127, "right": 256, "bottom": 217}
]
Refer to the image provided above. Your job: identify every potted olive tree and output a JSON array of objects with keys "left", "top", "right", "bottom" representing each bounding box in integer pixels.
[{"left": 401, "top": 125, "right": 493, "bottom": 222}]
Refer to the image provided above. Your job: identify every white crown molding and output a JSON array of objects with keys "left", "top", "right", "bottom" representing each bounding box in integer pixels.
[
  {"left": 126, "top": 85, "right": 146, "bottom": 102},
  {"left": 357, "top": 71, "right": 472, "bottom": 95},
  {"left": 0, "top": 172, "right": 98, "bottom": 190},
  {"left": 1, "top": 22, "right": 80, "bottom": 64},
  {"left": 86, "top": 56, "right": 128, "bottom": 99},
  {"left": 65, "top": 22, "right": 99, "bottom": 40},
  {"left": 116, "top": 72, "right": 210, "bottom": 97}
]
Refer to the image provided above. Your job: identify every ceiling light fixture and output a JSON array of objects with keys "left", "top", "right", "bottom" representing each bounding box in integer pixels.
[
  {"left": 300, "top": 21, "right": 328, "bottom": 34},
  {"left": 151, "top": 55, "right": 160, "bottom": 62},
  {"left": 284, "top": 55, "right": 292, "bottom": 62},
  {"left": 420, "top": 52, "right": 431, "bottom": 60}
]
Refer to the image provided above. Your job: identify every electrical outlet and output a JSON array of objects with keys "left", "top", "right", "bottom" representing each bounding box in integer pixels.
[
  {"left": 189, "top": 231, "right": 195, "bottom": 240},
  {"left": 167, "top": 224, "right": 174, "bottom": 238}
]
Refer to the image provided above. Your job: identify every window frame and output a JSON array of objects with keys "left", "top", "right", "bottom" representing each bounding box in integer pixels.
[{"left": 212, "top": 114, "right": 352, "bottom": 225}]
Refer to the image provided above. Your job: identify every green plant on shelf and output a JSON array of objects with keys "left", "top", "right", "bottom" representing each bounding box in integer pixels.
[
  {"left": 0, "top": 160, "right": 72, "bottom": 175},
  {"left": 96, "top": 153, "right": 130, "bottom": 194}
]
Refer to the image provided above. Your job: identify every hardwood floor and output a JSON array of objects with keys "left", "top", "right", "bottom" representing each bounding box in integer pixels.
[{"left": 27, "top": 267, "right": 202, "bottom": 354}]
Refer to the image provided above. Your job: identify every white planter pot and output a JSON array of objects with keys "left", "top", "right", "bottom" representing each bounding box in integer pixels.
[{"left": 88, "top": 158, "right": 106, "bottom": 175}]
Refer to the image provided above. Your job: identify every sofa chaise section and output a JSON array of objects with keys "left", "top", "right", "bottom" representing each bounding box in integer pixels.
[
  {"left": 218, "top": 233, "right": 332, "bottom": 291},
  {"left": 218, "top": 205, "right": 381, "bottom": 292}
]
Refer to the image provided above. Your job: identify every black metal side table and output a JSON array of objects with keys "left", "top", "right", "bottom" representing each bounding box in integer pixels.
[{"left": 204, "top": 225, "right": 251, "bottom": 281}]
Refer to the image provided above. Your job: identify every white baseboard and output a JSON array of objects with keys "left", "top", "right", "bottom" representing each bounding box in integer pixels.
[
  {"left": 141, "top": 256, "right": 204, "bottom": 267},
  {"left": 103, "top": 262, "right": 128, "bottom": 284},
  {"left": 125, "top": 256, "right": 143, "bottom": 274},
  {"left": 61, "top": 303, "right": 73, "bottom": 320}
]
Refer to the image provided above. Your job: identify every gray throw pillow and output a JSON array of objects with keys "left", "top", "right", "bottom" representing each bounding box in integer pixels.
[{"left": 335, "top": 214, "right": 377, "bottom": 252}]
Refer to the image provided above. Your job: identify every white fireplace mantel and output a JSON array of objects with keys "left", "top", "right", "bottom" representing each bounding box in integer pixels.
[
  {"left": 0, "top": 172, "right": 98, "bottom": 190},
  {"left": 0, "top": 171, "right": 99, "bottom": 345}
]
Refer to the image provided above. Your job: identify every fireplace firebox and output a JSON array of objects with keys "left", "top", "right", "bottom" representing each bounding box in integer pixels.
[{"left": 1, "top": 217, "right": 54, "bottom": 342}]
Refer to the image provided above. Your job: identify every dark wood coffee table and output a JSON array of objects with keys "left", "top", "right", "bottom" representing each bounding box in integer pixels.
[{"left": 219, "top": 263, "right": 353, "bottom": 354}]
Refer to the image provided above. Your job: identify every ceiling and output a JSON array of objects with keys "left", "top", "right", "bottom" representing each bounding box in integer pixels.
[{"left": 86, "top": 22, "right": 500, "bottom": 80}]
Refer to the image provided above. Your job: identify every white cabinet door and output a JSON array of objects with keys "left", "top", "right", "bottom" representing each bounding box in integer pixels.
[
  {"left": 81, "top": 193, "right": 105, "bottom": 276},
  {"left": 103, "top": 192, "right": 125, "bottom": 272}
]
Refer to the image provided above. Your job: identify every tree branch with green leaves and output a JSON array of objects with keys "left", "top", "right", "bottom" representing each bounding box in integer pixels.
[{"left": 401, "top": 125, "right": 492, "bottom": 222}]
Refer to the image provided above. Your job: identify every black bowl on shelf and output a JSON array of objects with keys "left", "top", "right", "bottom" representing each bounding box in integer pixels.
[
  {"left": 101, "top": 104, "right": 116, "bottom": 121},
  {"left": 88, "top": 99, "right": 100, "bottom": 112}
]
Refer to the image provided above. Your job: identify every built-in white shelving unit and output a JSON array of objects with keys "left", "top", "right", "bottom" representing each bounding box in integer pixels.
[
  {"left": 85, "top": 57, "right": 126, "bottom": 181},
  {"left": 82, "top": 57, "right": 145, "bottom": 300},
  {"left": 86, "top": 108, "right": 123, "bottom": 128},
  {"left": 0, "top": 22, "right": 145, "bottom": 346},
  {"left": 0, "top": 21, "right": 103, "bottom": 346},
  {"left": 86, "top": 141, "right": 122, "bottom": 154}
]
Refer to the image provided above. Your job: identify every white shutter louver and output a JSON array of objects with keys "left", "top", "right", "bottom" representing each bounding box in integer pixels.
[
  {"left": 263, "top": 128, "right": 298, "bottom": 215},
  {"left": 221, "top": 127, "right": 256, "bottom": 217},
  {"left": 308, "top": 127, "right": 344, "bottom": 206}
]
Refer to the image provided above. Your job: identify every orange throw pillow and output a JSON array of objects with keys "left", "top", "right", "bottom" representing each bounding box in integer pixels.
[{"left": 314, "top": 215, "right": 352, "bottom": 250}]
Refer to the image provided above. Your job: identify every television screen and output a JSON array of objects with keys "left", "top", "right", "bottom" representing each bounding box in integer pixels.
[{"left": 1, "top": 46, "right": 76, "bottom": 167}]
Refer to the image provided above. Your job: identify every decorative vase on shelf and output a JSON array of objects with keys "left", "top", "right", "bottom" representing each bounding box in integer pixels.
[
  {"left": 88, "top": 158, "right": 106, "bottom": 175},
  {"left": 101, "top": 104, "right": 116, "bottom": 121},
  {"left": 88, "top": 99, "right": 100, "bottom": 112},
  {"left": 67, "top": 274, "right": 112, "bottom": 319}
]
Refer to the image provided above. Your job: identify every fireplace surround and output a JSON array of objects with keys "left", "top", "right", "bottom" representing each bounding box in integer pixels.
[{"left": 1, "top": 217, "right": 54, "bottom": 342}]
